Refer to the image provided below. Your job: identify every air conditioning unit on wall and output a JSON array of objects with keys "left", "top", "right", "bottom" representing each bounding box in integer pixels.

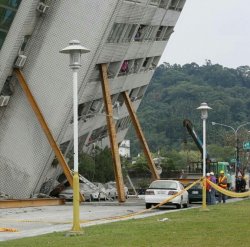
[
  {"left": 0, "top": 95, "right": 10, "bottom": 107},
  {"left": 36, "top": 2, "right": 49, "bottom": 14},
  {"left": 14, "top": 55, "right": 27, "bottom": 68}
]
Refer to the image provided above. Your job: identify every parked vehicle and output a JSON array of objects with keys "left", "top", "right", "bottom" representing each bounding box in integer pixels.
[
  {"left": 93, "top": 182, "right": 108, "bottom": 200},
  {"left": 145, "top": 180, "right": 188, "bottom": 209},
  {"left": 58, "top": 183, "right": 92, "bottom": 201},
  {"left": 105, "top": 181, "right": 129, "bottom": 199},
  {"left": 81, "top": 183, "right": 100, "bottom": 201},
  {"left": 114, "top": 182, "right": 129, "bottom": 198},
  {"left": 104, "top": 182, "right": 117, "bottom": 199},
  {"left": 186, "top": 182, "right": 202, "bottom": 204}
]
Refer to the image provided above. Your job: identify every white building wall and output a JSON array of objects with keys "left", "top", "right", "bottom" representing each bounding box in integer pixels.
[
  {"left": 0, "top": 0, "right": 186, "bottom": 198},
  {"left": 0, "top": 0, "right": 122, "bottom": 198}
]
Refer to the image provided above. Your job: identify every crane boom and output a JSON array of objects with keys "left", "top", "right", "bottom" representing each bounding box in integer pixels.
[{"left": 183, "top": 119, "right": 209, "bottom": 160}]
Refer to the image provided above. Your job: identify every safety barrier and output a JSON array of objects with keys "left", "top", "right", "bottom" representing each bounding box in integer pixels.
[
  {"left": 0, "top": 228, "right": 18, "bottom": 232},
  {"left": 206, "top": 179, "right": 250, "bottom": 198}
]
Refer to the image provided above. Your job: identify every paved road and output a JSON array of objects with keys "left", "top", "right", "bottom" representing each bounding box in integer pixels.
[{"left": 0, "top": 197, "right": 199, "bottom": 242}]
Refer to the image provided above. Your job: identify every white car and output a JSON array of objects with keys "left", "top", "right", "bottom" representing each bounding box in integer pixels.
[{"left": 145, "top": 180, "right": 188, "bottom": 209}]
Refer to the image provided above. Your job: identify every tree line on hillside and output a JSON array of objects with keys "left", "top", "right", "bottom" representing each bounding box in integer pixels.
[{"left": 126, "top": 61, "right": 250, "bottom": 165}]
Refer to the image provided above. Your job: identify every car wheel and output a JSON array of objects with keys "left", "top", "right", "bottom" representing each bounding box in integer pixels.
[
  {"left": 176, "top": 204, "right": 181, "bottom": 209},
  {"left": 183, "top": 203, "right": 188, "bottom": 208},
  {"left": 146, "top": 203, "right": 151, "bottom": 209}
]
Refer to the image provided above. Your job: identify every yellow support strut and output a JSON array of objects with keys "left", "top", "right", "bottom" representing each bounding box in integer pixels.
[
  {"left": 99, "top": 64, "right": 126, "bottom": 203},
  {"left": 14, "top": 69, "right": 84, "bottom": 202},
  {"left": 122, "top": 91, "right": 160, "bottom": 180}
]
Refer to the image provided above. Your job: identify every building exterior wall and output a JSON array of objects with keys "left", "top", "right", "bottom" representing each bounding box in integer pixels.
[{"left": 0, "top": 0, "right": 186, "bottom": 198}]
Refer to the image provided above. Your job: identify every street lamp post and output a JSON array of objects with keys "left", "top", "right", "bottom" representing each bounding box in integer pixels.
[
  {"left": 60, "top": 40, "right": 90, "bottom": 232},
  {"left": 211, "top": 122, "right": 250, "bottom": 175},
  {"left": 197, "top": 102, "right": 212, "bottom": 210}
]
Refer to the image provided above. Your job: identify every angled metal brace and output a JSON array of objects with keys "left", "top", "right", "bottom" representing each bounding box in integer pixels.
[
  {"left": 14, "top": 69, "right": 84, "bottom": 202},
  {"left": 122, "top": 91, "right": 160, "bottom": 180},
  {"left": 99, "top": 64, "right": 126, "bottom": 202}
]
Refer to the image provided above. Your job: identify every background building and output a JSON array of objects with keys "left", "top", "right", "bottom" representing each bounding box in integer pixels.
[{"left": 119, "top": 140, "right": 131, "bottom": 158}]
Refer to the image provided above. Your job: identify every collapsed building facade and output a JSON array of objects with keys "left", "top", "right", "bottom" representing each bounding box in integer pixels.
[{"left": 0, "top": 0, "right": 186, "bottom": 199}]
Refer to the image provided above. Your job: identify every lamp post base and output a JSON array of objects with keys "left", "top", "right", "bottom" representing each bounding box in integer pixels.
[
  {"left": 71, "top": 172, "right": 83, "bottom": 233},
  {"left": 200, "top": 179, "right": 209, "bottom": 212}
]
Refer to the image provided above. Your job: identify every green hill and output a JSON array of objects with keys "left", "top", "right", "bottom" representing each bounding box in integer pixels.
[{"left": 127, "top": 61, "right": 250, "bottom": 157}]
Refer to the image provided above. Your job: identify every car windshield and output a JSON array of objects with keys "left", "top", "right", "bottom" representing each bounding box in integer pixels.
[
  {"left": 149, "top": 181, "right": 177, "bottom": 190},
  {"left": 187, "top": 183, "right": 202, "bottom": 189}
]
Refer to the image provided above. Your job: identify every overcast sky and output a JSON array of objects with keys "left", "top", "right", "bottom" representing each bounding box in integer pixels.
[{"left": 159, "top": 0, "right": 250, "bottom": 68}]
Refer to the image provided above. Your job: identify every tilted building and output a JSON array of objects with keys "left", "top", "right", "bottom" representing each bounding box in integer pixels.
[{"left": 0, "top": 0, "right": 185, "bottom": 199}]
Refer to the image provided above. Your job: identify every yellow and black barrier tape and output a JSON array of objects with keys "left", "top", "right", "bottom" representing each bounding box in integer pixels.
[
  {"left": 206, "top": 179, "right": 250, "bottom": 198},
  {"left": 0, "top": 227, "right": 18, "bottom": 232}
]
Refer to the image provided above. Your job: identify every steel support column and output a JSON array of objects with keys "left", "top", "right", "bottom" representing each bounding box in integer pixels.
[
  {"left": 122, "top": 91, "right": 160, "bottom": 180},
  {"left": 14, "top": 69, "right": 84, "bottom": 202},
  {"left": 99, "top": 64, "right": 126, "bottom": 202}
]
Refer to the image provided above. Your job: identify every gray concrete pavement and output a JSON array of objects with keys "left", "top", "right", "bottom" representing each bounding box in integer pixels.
[{"left": 0, "top": 197, "right": 188, "bottom": 241}]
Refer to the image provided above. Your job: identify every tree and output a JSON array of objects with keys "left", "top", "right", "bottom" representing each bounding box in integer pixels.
[
  {"left": 93, "top": 147, "right": 115, "bottom": 183},
  {"left": 207, "top": 144, "right": 234, "bottom": 162},
  {"left": 78, "top": 153, "right": 95, "bottom": 180},
  {"left": 77, "top": 147, "right": 115, "bottom": 183}
]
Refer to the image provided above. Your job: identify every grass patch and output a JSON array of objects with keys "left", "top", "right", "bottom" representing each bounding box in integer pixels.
[{"left": 2, "top": 199, "right": 250, "bottom": 247}]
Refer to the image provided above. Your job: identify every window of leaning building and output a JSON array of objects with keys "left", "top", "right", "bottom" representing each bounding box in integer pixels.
[{"left": 0, "top": 0, "right": 22, "bottom": 49}]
